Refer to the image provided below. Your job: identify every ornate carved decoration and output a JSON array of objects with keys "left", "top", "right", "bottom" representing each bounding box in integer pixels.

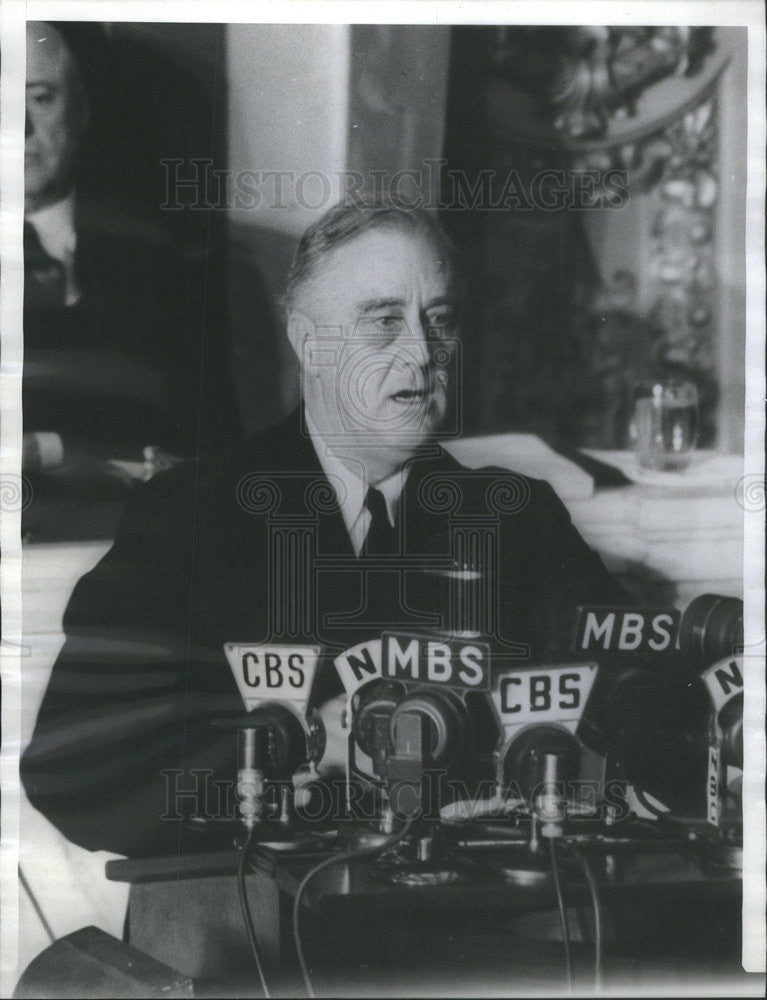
[
  {"left": 483, "top": 27, "right": 723, "bottom": 446},
  {"left": 491, "top": 26, "right": 715, "bottom": 143},
  {"left": 578, "top": 93, "right": 719, "bottom": 448},
  {"left": 646, "top": 95, "right": 718, "bottom": 442},
  {"left": 488, "top": 26, "right": 726, "bottom": 195},
  {"left": 551, "top": 27, "right": 711, "bottom": 140}
]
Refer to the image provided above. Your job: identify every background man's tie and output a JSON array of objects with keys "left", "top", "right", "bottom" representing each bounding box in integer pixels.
[
  {"left": 364, "top": 486, "right": 398, "bottom": 555},
  {"left": 24, "top": 221, "right": 72, "bottom": 309}
]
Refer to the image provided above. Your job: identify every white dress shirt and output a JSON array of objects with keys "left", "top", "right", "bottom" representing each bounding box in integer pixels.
[
  {"left": 305, "top": 410, "right": 409, "bottom": 556},
  {"left": 26, "top": 191, "right": 81, "bottom": 306}
]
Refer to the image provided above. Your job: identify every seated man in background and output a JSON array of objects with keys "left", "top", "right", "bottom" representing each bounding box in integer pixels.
[
  {"left": 21, "top": 197, "right": 630, "bottom": 857},
  {"left": 23, "top": 20, "right": 239, "bottom": 483}
]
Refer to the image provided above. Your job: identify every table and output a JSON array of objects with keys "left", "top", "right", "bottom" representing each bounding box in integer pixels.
[{"left": 105, "top": 833, "right": 749, "bottom": 997}]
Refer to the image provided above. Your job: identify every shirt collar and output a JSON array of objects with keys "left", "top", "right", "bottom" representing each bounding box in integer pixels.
[
  {"left": 26, "top": 191, "right": 77, "bottom": 262},
  {"left": 305, "top": 409, "right": 409, "bottom": 548}
]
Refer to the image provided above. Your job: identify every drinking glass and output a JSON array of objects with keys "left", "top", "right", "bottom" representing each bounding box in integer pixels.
[{"left": 631, "top": 380, "right": 699, "bottom": 471}]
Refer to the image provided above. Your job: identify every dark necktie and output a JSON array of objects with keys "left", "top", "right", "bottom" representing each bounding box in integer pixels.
[
  {"left": 364, "top": 486, "right": 398, "bottom": 555},
  {"left": 24, "top": 220, "right": 67, "bottom": 310}
]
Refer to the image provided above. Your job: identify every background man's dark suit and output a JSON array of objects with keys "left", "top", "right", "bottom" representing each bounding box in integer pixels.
[
  {"left": 21, "top": 410, "right": 628, "bottom": 857},
  {"left": 23, "top": 21, "right": 240, "bottom": 466},
  {"left": 24, "top": 195, "right": 239, "bottom": 460}
]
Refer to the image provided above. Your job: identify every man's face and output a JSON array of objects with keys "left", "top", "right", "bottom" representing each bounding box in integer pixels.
[
  {"left": 25, "top": 22, "right": 87, "bottom": 212},
  {"left": 290, "top": 225, "right": 460, "bottom": 480}
]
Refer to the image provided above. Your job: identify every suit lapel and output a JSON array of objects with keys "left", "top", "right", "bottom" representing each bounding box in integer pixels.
[
  {"left": 232, "top": 409, "right": 356, "bottom": 559},
  {"left": 400, "top": 446, "right": 459, "bottom": 560}
]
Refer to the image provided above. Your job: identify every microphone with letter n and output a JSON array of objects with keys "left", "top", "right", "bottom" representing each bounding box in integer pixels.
[{"left": 574, "top": 595, "right": 744, "bottom": 825}]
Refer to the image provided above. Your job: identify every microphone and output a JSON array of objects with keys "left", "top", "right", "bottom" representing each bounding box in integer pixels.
[
  {"left": 573, "top": 594, "right": 743, "bottom": 666},
  {"left": 577, "top": 595, "right": 744, "bottom": 820}
]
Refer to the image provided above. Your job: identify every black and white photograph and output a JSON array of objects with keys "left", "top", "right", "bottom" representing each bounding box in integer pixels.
[{"left": 0, "top": 2, "right": 764, "bottom": 997}]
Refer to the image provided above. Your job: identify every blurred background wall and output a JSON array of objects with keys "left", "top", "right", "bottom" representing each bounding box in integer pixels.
[
  {"left": 61, "top": 22, "right": 747, "bottom": 453},
  {"left": 222, "top": 23, "right": 746, "bottom": 451}
]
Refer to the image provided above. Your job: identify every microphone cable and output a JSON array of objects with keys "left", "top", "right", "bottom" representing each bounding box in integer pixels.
[
  {"left": 568, "top": 846, "right": 603, "bottom": 993},
  {"left": 548, "top": 837, "right": 573, "bottom": 994},
  {"left": 237, "top": 828, "right": 271, "bottom": 998},
  {"left": 292, "top": 818, "right": 414, "bottom": 998},
  {"left": 633, "top": 786, "right": 671, "bottom": 819},
  {"left": 19, "top": 864, "right": 56, "bottom": 944}
]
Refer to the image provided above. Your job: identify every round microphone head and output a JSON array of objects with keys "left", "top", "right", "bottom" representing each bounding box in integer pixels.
[
  {"left": 389, "top": 689, "right": 468, "bottom": 766},
  {"left": 259, "top": 704, "right": 308, "bottom": 778},
  {"left": 679, "top": 594, "right": 743, "bottom": 666},
  {"left": 719, "top": 693, "right": 743, "bottom": 769},
  {"left": 351, "top": 680, "right": 401, "bottom": 758},
  {"left": 501, "top": 724, "right": 581, "bottom": 802},
  {"left": 228, "top": 704, "right": 307, "bottom": 779}
]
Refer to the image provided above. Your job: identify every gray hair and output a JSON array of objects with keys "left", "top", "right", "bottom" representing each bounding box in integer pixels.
[{"left": 283, "top": 195, "right": 462, "bottom": 317}]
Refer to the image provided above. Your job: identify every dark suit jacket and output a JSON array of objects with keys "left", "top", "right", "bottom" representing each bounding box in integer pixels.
[
  {"left": 24, "top": 195, "right": 239, "bottom": 458},
  {"left": 21, "top": 410, "right": 630, "bottom": 856}
]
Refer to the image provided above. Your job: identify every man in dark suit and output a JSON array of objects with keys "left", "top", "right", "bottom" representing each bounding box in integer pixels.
[
  {"left": 21, "top": 198, "right": 628, "bottom": 857},
  {"left": 23, "top": 21, "right": 238, "bottom": 469}
]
